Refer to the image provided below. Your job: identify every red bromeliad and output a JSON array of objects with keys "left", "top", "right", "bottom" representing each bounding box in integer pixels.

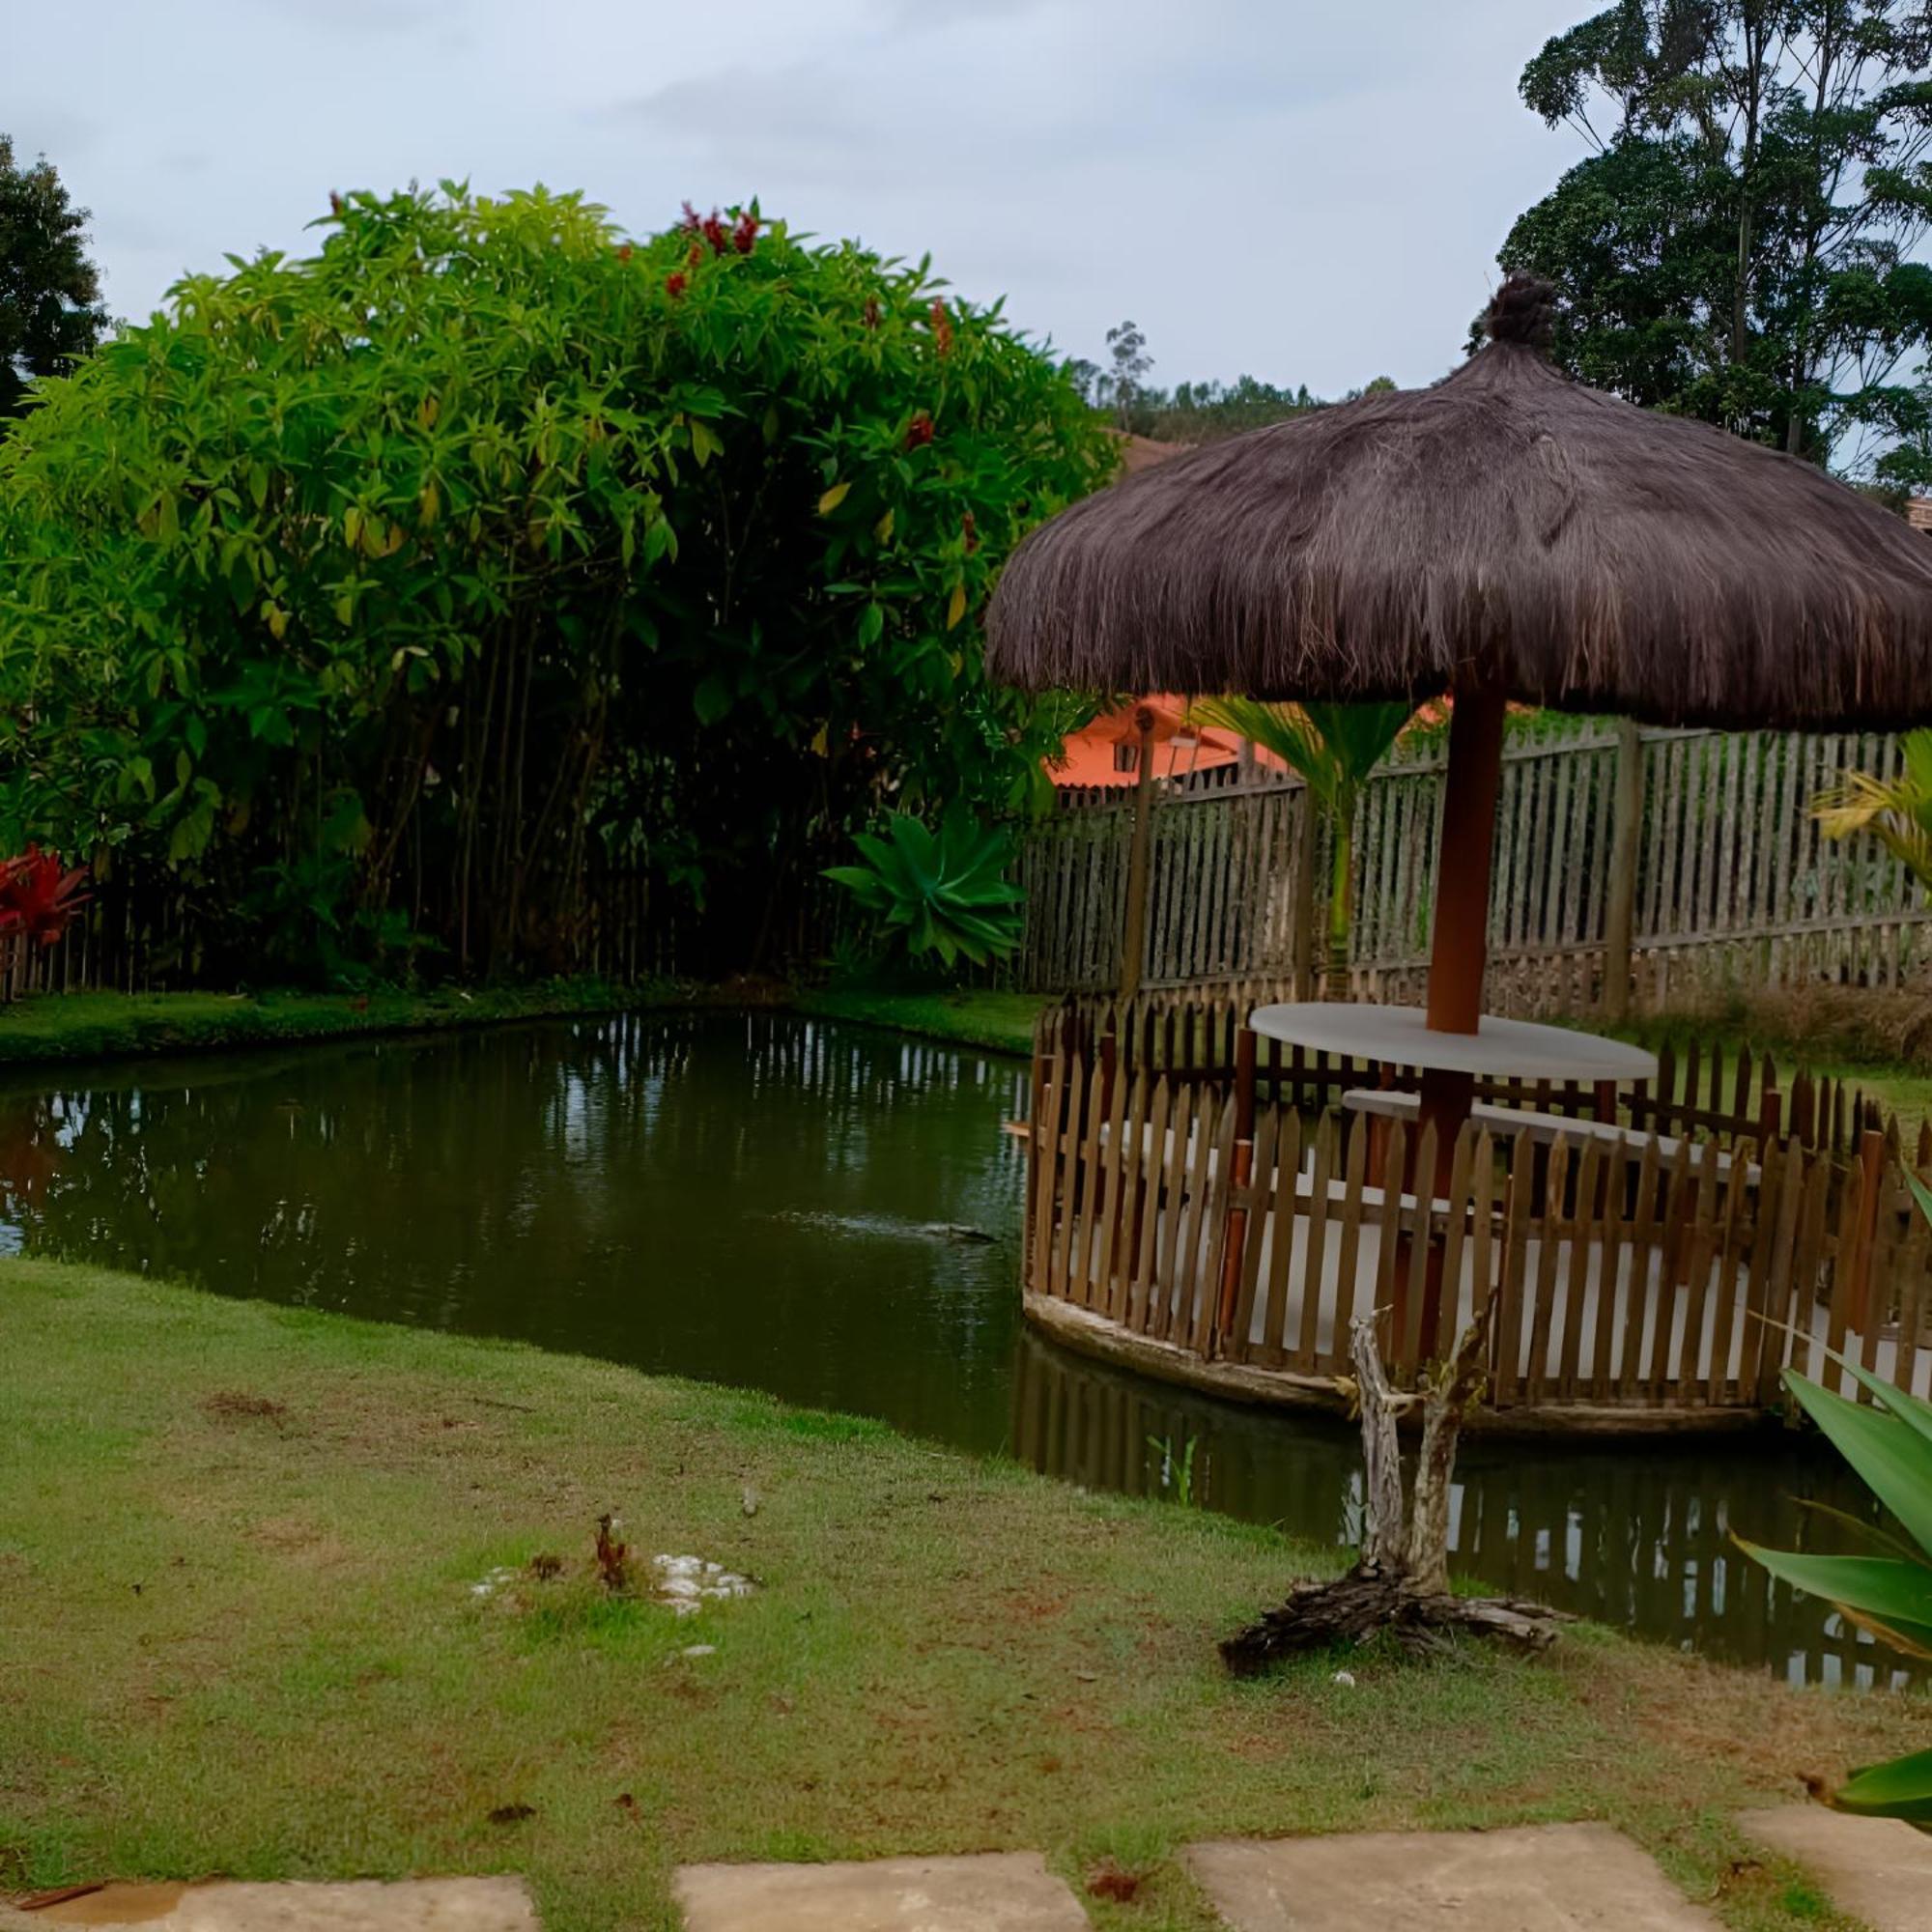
[
  {"left": 0, "top": 849, "right": 89, "bottom": 947},
  {"left": 905, "top": 411, "right": 935, "bottom": 449},
  {"left": 0, "top": 850, "right": 89, "bottom": 992}
]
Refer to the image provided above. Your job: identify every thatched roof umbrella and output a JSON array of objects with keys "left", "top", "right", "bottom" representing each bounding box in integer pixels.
[{"left": 988, "top": 274, "right": 1932, "bottom": 1151}]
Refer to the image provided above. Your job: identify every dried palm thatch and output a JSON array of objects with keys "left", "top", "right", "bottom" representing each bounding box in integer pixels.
[{"left": 987, "top": 276, "right": 1932, "bottom": 729}]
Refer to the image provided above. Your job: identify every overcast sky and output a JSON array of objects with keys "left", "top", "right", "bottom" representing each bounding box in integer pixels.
[{"left": 8, "top": 0, "right": 1592, "bottom": 396}]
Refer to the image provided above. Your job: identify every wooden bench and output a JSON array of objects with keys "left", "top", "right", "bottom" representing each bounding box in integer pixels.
[{"left": 1339, "top": 1088, "right": 1761, "bottom": 1186}]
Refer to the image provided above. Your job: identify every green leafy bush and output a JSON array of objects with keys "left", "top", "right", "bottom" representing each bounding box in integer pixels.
[
  {"left": 824, "top": 810, "right": 1023, "bottom": 968},
  {"left": 0, "top": 186, "right": 1111, "bottom": 980}
]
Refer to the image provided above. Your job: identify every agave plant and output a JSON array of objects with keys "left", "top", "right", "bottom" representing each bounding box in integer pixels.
[
  {"left": 824, "top": 809, "right": 1024, "bottom": 969},
  {"left": 1813, "top": 728, "right": 1932, "bottom": 888},
  {"left": 1188, "top": 697, "right": 1414, "bottom": 993},
  {"left": 1738, "top": 1191, "right": 1932, "bottom": 1824}
]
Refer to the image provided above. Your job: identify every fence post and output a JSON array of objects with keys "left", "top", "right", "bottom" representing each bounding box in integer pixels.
[
  {"left": 1213, "top": 1027, "right": 1259, "bottom": 1351},
  {"left": 1844, "top": 1127, "right": 1886, "bottom": 1344},
  {"left": 1602, "top": 717, "right": 1643, "bottom": 1022},
  {"left": 1291, "top": 781, "right": 1319, "bottom": 1002},
  {"left": 1118, "top": 707, "right": 1156, "bottom": 1002}
]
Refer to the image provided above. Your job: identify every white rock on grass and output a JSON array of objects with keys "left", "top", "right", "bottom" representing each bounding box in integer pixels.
[{"left": 651, "top": 1553, "right": 753, "bottom": 1616}]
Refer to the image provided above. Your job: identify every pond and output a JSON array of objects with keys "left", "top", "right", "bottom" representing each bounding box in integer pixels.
[{"left": 0, "top": 1010, "right": 1903, "bottom": 1687}]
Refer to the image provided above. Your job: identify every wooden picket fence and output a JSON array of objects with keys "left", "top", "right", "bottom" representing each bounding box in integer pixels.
[
  {"left": 1043, "top": 991, "right": 1903, "bottom": 1165},
  {"left": 1020, "top": 723, "right": 1932, "bottom": 1009},
  {"left": 1024, "top": 1004, "right": 1932, "bottom": 1429}
]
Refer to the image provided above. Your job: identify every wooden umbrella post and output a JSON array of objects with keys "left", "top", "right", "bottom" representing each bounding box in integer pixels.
[{"left": 1418, "top": 676, "right": 1509, "bottom": 1183}]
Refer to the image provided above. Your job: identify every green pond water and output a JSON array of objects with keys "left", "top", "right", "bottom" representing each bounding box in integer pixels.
[{"left": 0, "top": 1010, "right": 1904, "bottom": 1687}]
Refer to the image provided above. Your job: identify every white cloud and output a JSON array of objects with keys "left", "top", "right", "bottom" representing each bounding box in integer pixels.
[{"left": 8, "top": 0, "right": 1590, "bottom": 386}]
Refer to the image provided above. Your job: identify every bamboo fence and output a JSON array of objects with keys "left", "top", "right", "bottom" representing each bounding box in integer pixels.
[{"left": 1019, "top": 724, "right": 1930, "bottom": 1009}]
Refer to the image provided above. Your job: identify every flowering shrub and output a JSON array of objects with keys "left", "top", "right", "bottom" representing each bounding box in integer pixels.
[{"left": 0, "top": 187, "right": 1113, "bottom": 979}]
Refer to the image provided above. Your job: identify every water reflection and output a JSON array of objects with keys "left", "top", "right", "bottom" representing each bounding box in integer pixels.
[
  {"left": 0, "top": 1014, "right": 1032, "bottom": 1448},
  {"left": 0, "top": 1011, "right": 1900, "bottom": 1682}
]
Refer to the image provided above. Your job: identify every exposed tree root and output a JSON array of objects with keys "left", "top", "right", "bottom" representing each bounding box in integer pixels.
[
  {"left": 1220, "top": 1563, "right": 1566, "bottom": 1672},
  {"left": 1222, "top": 1299, "right": 1567, "bottom": 1672}
]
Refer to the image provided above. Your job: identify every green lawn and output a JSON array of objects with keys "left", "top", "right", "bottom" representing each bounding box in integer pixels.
[
  {"left": 0, "top": 1263, "right": 1919, "bottom": 1932},
  {"left": 0, "top": 980, "right": 682, "bottom": 1067}
]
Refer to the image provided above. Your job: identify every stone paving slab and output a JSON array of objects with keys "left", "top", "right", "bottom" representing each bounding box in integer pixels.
[
  {"left": 673, "top": 1853, "right": 1089, "bottom": 1931},
  {"left": 1741, "top": 1805, "right": 1932, "bottom": 1932},
  {"left": 1186, "top": 1823, "right": 1719, "bottom": 1929},
  {"left": 7, "top": 1880, "right": 538, "bottom": 1931}
]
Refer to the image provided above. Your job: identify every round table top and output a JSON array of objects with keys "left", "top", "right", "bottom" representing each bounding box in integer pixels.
[{"left": 1247, "top": 1002, "right": 1658, "bottom": 1083}]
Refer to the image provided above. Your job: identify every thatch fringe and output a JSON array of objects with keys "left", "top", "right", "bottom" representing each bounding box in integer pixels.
[{"left": 987, "top": 278, "right": 1932, "bottom": 730}]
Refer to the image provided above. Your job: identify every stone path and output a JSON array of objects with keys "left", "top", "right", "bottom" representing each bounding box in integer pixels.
[
  {"left": 674, "top": 1853, "right": 1088, "bottom": 1931},
  {"left": 11, "top": 1810, "right": 1928, "bottom": 1928},
  {"left": 2, "top": 1880, "right": 536, "bottom": 1930},
  {"left": 1186, "top": 1824, "right": 1718, "bottom": 1929},
  {"left": 1742, "top": 1805, "right": 1932, "bottom": 1932}
]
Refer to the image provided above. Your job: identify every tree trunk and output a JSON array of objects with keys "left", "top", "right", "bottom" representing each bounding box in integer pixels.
[
  {"left": 1351, "top": 1317, "right": 1406, "bottom": 1573},
  {"left": 1220, "top": 1305, "right": 1563, "bottom": 1672},
  {"left": 1404, "top": 1293, "right": 1497, "bottom": 1598}
]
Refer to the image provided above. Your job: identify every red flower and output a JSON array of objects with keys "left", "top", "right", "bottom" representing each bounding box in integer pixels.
[
  {"left": 961, "top": 510, "right": 979, "bottom": 554},
  {"left": 929, "top": 300, "right": 952, "bottom": 356},
  {"left": 700, "top": 211, "right": 729, "bottom": 256},
  {"left": 667, "top": 272, "right": 688, "bottom": 298},
  {"left": 678, "top": 201, "right": 702, "bottom": 234},
  {"left": 905, "top": 412, "right": 935, "bottom": 449},
  {"left": 687, "top": 242, "right": 703, "bottom": 269},
  {"left": 863, "top": 296, "right": 881, "bottom": 330},
  {"left": 616, "top": 243, "right": 633, "bottom": 263},
  {"left": 0, "top": 848, "right": 90, "bottom": 951},
  {"left": 732, "top": 211, "right": 758, "bottom": 254}
]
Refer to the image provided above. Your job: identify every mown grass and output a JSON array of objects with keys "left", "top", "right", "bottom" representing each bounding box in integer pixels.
[
  {"left": 0, "top": 1263, "right": 1921, "bottom": 1931},
  {"left": 0, "top": 980, "right": 686, "bottom": 1067}
]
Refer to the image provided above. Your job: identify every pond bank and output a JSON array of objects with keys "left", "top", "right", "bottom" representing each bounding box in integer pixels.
[
  {"left": 0, "top": 980, "right": 685, "bottom": 1066},
  {"left": 0, "top": 983, "right": 1044, "bottom": 1069},
  {"left": 0, "top": 1259, "right": 1919, "bottom": 1932},
  {"left": 786, "top": 987, "right": 1045, "bottom": 1055}
]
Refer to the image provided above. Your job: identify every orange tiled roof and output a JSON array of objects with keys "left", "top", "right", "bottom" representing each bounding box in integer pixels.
[{"left": 1048, "top": 695, "right": 1285, "bottom": 790}]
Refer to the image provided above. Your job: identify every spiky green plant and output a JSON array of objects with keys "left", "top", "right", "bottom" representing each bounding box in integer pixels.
[
  {"left": 1738, "top": 1180, "right": 1932, "bottom": 1825},
  {"left": 824, "top": 809, "right": 1024, "bottom": 970},
  {"left": 1189, "top": 698, "right": 1414, "bottom": 993},
  {"left": 1814, "top": 729, "right": 1932, "bottom": 888}
]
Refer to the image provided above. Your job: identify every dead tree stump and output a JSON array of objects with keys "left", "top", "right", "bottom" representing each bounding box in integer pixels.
[{"left": 1221, "top": 1303, "right": 1565, "bottom": 1673}]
